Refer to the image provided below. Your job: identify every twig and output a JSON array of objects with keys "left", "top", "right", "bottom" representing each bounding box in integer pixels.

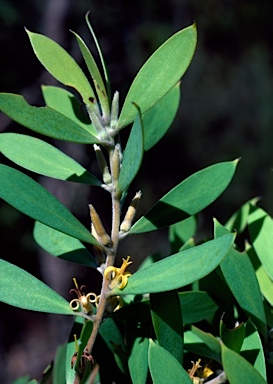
[{"left": 78, "top": 144, "right": 122, "bottom": 383}]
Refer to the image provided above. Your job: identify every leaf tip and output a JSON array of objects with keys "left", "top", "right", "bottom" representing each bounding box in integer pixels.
[{"left": 25, "top": 27, "right": 34, "bottom": 37}]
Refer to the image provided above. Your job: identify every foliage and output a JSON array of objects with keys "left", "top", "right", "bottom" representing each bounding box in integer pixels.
[{"left": 0, "top": 12, "right": 272, "bottom": 384}]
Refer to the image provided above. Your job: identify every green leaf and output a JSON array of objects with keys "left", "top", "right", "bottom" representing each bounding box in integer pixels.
[
  {"left": 118, "top": 24, "right": 197, "bottom": 129},
  {"left": 219, "top": 319, "right": 245, "bottom": 353},
  {"left": 53, "top": 344, "right": 66, "bottom": 384},
  {"left": 0, "top": 259, "right": 74, "bottom": 314},
  {"left": 118, "top": 107, "right": 144, "bottom": 192},
  {"left": 0, "top": 133, "right": 101, "bottom": 185},
  {"left": 12, "top": 377, "right": 30, "bottom": 384},
  {"left": 248, "top": 246, "right": 273, "bottom": 306},
  {"left": 0, "top": 164, "right": 98, "bottom": 245},
  {"left": 179, "top": 291, "right": 218, "bottom": 325},
  {"left": 192, "top": 326, "right": 222, "bottom": 359},
  {"left": 72, "top": 31, "right": 109, "bottom": 117},
  {"left": 33, "top": 221, "right": 97, "bottom": 267},
  {"left": 143, "top": 83, "right": 180, "bottom": 151},
  {"left": 65, "top": 317, "right": 85, "bottom": 384},
  {"left": 40, "top": 363, "right": 53, "bottom": 384},
  {"left": 248, "top": 205, "right": 273, "bottom": 280},
  {"left": 184, "top": 329, "right": 221, "bottom": 363},
  {"left": 215, "top": 220, "right": 266, "bottom": 336},
  {"left": 148, "top": 340, "right": 192, "bottom": 384},
  {"left": 180, "top": 237, "right": 195, "bottom": 251},
  {"left": 225, "top": 198, "right": 259, "bottom": 233},
  {"left": 85, "top": 12, "right": 111, "bottom": 99},
  {"left": 150, "top": 291, "right": 183, "bottom": 363},
  {"left": 128, "top": 337, "right": 149, "bottom": 384},
  {"left": 169, "top": 216, "right": 197, "bottom": 253},
  {"left": 221, "top": 343, "right": 267, "bottom": 384},
  {"left": 129, "top": 160, "right": 239, "bottom": 234},
  {"left": 73, "top": 320, "right": 93, "bottom": 373},
  {"left": 0, "top": 93, "right": 98, "bottom": 143},
  {"left": 111, "top": 233, "right": 234, "bottom": 296},
  {"left": 26, "top": 30, "right": 96, "bottom": 108},
  {"left": 99, "top": 317, "right": 125, "bottom": 354},
  {"left": 111, "top": 291, "right": 218, "bottom": 326},
  {"left": 41, "top": 85, "right": 96, "bottom": 136},
  {"left": 99, "top": 318, "right": 128, "bottom": 375},
  {"left": 240, "top": 320, "right": 267, "bottom": 380}
]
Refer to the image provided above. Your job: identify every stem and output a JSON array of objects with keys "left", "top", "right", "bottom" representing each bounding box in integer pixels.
[
  {"left": 73, "top": 374, "right": 82, "bottom": 384},
  {"left": 73, "top": 143, "right": 122, "bottom": 384},
  {"left": 84, "top": 145, "right": 121, "bottom": 355}
]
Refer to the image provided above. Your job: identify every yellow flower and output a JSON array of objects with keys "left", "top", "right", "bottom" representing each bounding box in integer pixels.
[
  {"left": 188, "top": 358, "right": 214, "bottom": 383},
  {"left": 105, "top": 295, "right": 124, "bottom": 313},
  {"left": 104, "top": 256, "right": 132, "bottom": 290},
  {"left": 69, "top": 278, "right": 99, "bottom": 314}
]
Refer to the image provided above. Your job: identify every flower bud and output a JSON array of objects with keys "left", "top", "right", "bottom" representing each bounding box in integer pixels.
[
  {"left": 120, "top": 191, "right": 142, "bottom": 233},
  {"left": 93, "top": 144, "right": 111, "bottom": 184},
  {"left": 110, "top": 91, "right": 119, "bottom": 130},
  {"left": 89, "top": 204, "right": 111, "bottom": 246},
  {"left": 111, "top": 144, "right": 121, "bottom": 185}
]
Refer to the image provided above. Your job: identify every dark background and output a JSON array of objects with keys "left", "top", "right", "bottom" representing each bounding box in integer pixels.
[{"left": 1, "top": 0, "right": 273, "bottom": 382}]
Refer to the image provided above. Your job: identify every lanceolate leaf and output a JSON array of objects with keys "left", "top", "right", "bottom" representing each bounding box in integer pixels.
[
  {"left": 128, "top": 337, "right": 149, "bottom": 384},
  {"left": 184, "top": 329, "right": 221, "bottom": 363},
  {"left": 148, "top": 340, "right": 192, "bottom": 384},
  {"left": 179, "top": 291, "right": 218, "bottom": 325},
  {"left": 0, "top": 93, "right": 98, "bottom": 143},
  {"left": 72, "top": 31, "right": 110, "bottom": 117},
  {"left": 99, "top": 318, "right": 128, "bottom": 375},
  {"left": 129, "top": 160, "right": 239, "bottom": 234},
  {"left": 111, "top": 233, "right": 234, "bottom": 296},
  {"left": 42, "top": 85, "right": 97, "bottom": 136},
  {"left": 65, "top": 317, "right": 85, "bottom": 384},
  {"left": 118, "top": 108, "right": 144, "bottom": 192},
  {"left": 143, "top": 83, "right": 180, "bottom": 151},
  {"left": 85, "top": 12, "right": 111, "bottom": 99},
  {"left": 0, "top": 259, "right": 74, "bottom": 315},
  {"left": 52, "top": 345, "right": 67, "bottom": 384},
  {"left": 248, "top": 205, "right": 273, "bottom": 281},
  {"left": 169, "top": 216, "right": 197, "bottom": 253},
  {"left": 118, "top": 24, "right": 197, "bottom": 129},
  {"left": 0, "top": 164, "right": 98, "bottom": 245},
  {"left": 191, "top": 326, "right": 222, "bottom": 361},
  {"left": 12, "top": 377, "right": 31, "bottom": 384},
  {"left": 221, "top": 343, "right": 267, "bottom": 384},
  {"left": 33, "top": 222, "right": 97, "bottom": 268},
  {"left": 225, "top": 198, "right": 259, "bottom": 233},
  {"left": 111, "top": 291, "right": 218, "bottom": 326},
  {"left": 219, "top": 319, "right": 245, "bottom": 353},
  {"left": 26, "top": 29, "right": 97, "bottom": 110},
  {"left": 150, "top": 291, "right": 183, "bottom": 364},
  {"left": 73, "top": 320, "right": 93, "bottom": 373},
  {"left": 248, "top": 246, "right": 273, "bottom": 306},
  {"left": 240, "top": 320, "right": 267, "bottom": 380},
  {"left": 215, "top": 220, "right": 266, "bottom": 336},
  {"left": 0, "top": 133, "right": 101, "bottom": 185}
]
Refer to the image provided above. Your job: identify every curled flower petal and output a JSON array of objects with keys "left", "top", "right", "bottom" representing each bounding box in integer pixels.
[
  {"left": 104, "top": 266, "right": 118, "bottom": 281},
  {"left": 70, "top": 299, "right": 80, "bottom": 311},
  {"left": 69, "top": 278, "right": 98, "bottom": 314},
  {"left": 104, "top": 256, "right": 132, "bottom": 290}
]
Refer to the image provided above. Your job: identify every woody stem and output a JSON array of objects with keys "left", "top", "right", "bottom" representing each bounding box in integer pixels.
[{"left": 84, "top": 145, "right": 121, "bottom": 355}]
